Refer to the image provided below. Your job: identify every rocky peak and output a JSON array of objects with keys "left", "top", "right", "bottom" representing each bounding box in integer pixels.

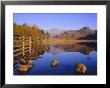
[{"left": 79, "top": 27, "right": 95, "bottom": 35}]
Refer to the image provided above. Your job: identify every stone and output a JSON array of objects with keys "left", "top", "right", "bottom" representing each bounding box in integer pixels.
[
  {"left": 18, "top": 65, "right": 29, "bottom": 72},
  {"left": 75, "top": 64, "right": 87, "bottom": 74},
  {"left": 51, "top": 60, "right": 60, "bottom": 67},
  {"left": 19, "top": 59, "right": 27, "bottom": 65},
  {"left": 28, "top": 60, "right": 34, "bottom": 69},
  {"left": 28, "top": 60, "right": 33, "bottom": 65}
]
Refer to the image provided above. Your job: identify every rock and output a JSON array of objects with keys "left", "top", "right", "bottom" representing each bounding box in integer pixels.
[
  {"left": 28, "top": 60, "right": 34, "bottom": 69},
  {"left": 28, "top": 60, "right": 33, "bottom": 65},
  {"left": 19, "top": 59, "right": 27, "bottom": 65},
  {"left": 38, "top": 56, "right": 42, "bottom": 58},
  {"left": 51, "top": 60, "right": 60, "bottom": 67},
  {"left": 18, "top": 65, "right": 29, "bottom": 72},
  {"left": 75, "top": 64, "right": 87, "bottom": 74}
]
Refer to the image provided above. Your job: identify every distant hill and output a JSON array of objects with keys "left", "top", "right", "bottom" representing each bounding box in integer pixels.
[
  {"left": 46, "top": 27, "right": 97, "bottom": 40},
  {"left": 78, "top": 30, "right": 97, "bottom": 40},
  {"left": 45, "top": 28, "right": 63, "bottom": 37}
]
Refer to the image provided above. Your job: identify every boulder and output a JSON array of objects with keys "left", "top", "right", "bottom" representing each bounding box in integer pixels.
[
  {"left": 18, "top": 65, "right": 29, "bottom": 72},
  {"left": 75, "top": 64, "right": 87, "bottom": 74},
  {"left": 19, "top": 59, "right": 27, "bottom": 65},
  {"left": 28, "top": 60, "right": 34, "bottom": 69},
  {"left": 28, "top": 60, "right": 33, "bottom": 65},
  {"left": 51, "top": 60, "right": 60, "bottom": 67}
]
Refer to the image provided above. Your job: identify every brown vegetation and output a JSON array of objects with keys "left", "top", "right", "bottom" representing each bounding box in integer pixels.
[{"left": 43, "top": 38, "right": 97, "bottom": 45}]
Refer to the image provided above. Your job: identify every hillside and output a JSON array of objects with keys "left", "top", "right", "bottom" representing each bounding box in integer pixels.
[{"left": 78, "top": 30, "right": 97, "bottom": 40}]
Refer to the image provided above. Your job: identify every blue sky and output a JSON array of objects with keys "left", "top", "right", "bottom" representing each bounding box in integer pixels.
[{"left": 14, "top": 13, "right": 97, "bottom": 30}]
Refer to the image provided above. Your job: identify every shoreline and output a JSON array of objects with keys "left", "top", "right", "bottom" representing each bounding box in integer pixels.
[{"left": 43, "top": 39, "right": 97, "bottom": 45}]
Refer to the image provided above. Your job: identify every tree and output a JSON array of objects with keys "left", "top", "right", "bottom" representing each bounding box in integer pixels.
[
  {"left": 23, "top": 23, "right": 28, "bottom": 27},
  {"left": 14, "top": 23, "right": 47, "bottom": 50},
  {"left": 45, "top": 32, "right": 50, "bottom": 39}
]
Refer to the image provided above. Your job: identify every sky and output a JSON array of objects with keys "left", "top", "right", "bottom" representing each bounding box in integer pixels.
[{"left": 14, "top": 13, "right": 97, "bottom": 30}]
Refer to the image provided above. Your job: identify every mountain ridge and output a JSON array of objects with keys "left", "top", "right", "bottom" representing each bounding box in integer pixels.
[{"left": 45, "top": 27, "right": 97, "bottom": 40}]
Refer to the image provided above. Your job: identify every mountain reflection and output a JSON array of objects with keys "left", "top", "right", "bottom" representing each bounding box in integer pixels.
[
  {"left": 14, "top": 42, "right": 96, "bottom": 64},
  {"left": 47, "top": 42, "right": 97, "bottom": 55}
]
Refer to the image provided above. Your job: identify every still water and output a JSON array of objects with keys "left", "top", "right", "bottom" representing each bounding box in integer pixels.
[{"left": 14, "top": 42, "right": 97, "bottom": 75}]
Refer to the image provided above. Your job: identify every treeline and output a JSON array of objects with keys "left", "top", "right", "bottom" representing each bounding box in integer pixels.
[{"left": 14, "top": 23, "right": 49, "bottom": 50}]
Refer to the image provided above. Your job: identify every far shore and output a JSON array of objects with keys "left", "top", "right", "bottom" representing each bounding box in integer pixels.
[{"left": 43, "top": 38, "right": 97, "bottom": 45}]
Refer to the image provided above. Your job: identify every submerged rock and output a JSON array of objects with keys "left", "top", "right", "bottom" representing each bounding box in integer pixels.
[
  {"left": 86, "top": 56, "right": 91, "bottom": 60},
  {"left": 38, "top": 56, "right": 42, "bottom": 58},
  {"left": 75, "top": 64, "right": 87, "bottom": 74},
  {"left": 51, "top": 60, "right": 60, "bottom": 67}
]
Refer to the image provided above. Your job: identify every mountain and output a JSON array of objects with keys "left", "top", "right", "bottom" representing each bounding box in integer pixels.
[
  {"left": 78, "top": 30, "right": 97, "bottom": 40},
  {"left": 45, "top": 28, "right": 63, "bottom": 37},
  {"left": 47, "top": 27, "right": 97, "bottom": 40},
  {"left": 78, "top": 27, "right": 95, "bottom": 37}
]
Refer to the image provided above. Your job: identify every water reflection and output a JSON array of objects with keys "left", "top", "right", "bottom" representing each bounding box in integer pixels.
[
  {"left": 48, "top": 42, "right": 96, "bottom": 55},
  {"left": 14, "top": 42, "right": 97, "bottom": 75}
]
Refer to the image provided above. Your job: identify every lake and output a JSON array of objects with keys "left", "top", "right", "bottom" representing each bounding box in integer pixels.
[{"left": 14, "top": 42, "right": 97, "bottom": 75}]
